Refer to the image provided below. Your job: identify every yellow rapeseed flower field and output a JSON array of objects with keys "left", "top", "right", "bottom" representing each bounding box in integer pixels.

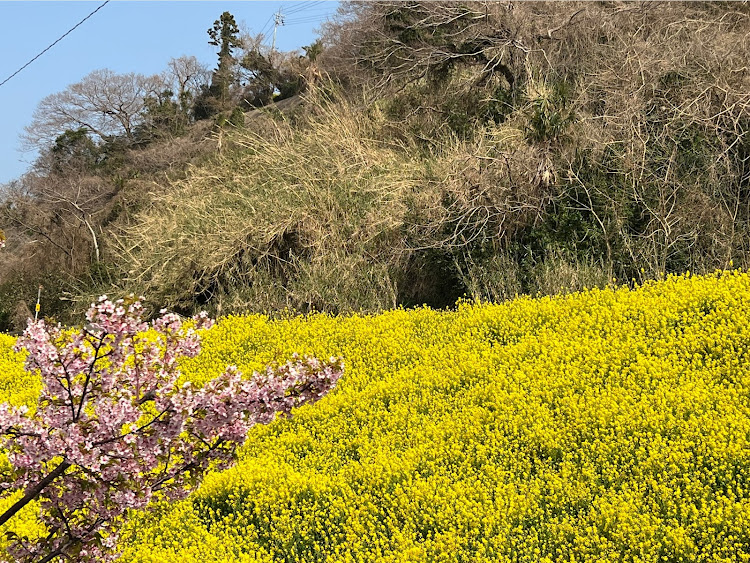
[{"left": 3, "top": 272, "right": 750, "bottom": 561}]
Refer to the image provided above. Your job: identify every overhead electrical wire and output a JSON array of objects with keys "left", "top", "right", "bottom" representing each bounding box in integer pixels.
[
  {"left": 0, "top": 1, "right": 109, "bottom": 89},
  {"left": 285, "top": 8, "right": 336, "bottom": 18},
  {"left": 257, "top": 9, "right": 279, "bottom": 38},
  {"left": 286, "top": 15, "right": 332, "bottom": 25},
  {"left": 254, "top": 2, "right": 335, "bottom": 44},
  {"left": 281, "top": 1, "right": 327, "bottom": 16},
  {"left": 256, "top": 1, "right": 322, "bottom": 38},
  {"left": 286, "top": 20, "right": 331, "bottom": 27},
  {"left": 258, "top": 19, "right": 275, "bottom": 37},
  {"left": 285, "top": 13, "right": 333, "bottom": 26},
  {"left": 285, "top": 8, "right": 333, "bottom": 16}
]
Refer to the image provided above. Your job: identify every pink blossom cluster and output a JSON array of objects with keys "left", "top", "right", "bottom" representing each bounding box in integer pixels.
[{"left": 0, "top": 296, "right": 343, "bottom": 562}]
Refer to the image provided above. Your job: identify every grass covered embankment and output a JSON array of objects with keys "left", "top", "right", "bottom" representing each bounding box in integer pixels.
[
  {"left": 4, "top": 3, "right": 750, "bottom": 328},
  {"left": 3, "top": 272, "right": 750, "bottom": 561}
]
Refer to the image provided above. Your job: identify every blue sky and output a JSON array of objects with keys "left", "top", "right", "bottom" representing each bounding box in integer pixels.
[{"left": 0, "top": 1, "right": 339, "bottom": 184}]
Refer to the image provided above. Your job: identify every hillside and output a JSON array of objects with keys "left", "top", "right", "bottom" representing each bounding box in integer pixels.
[
  {"left": 3, "top": 272, "right": 750, "bottom": 561},
  {"left": 1, "top": 1, "right": 749, "bottom": 326}
]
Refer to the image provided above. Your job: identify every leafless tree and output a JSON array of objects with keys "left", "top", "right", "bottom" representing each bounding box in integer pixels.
[
  {"left": 2, "top": 170, "right": 116, "bottom": 271},
  {"left": 23, "top": 69, "right": 166, "bottom": 148},
  {"left": 164, "top": 56, "right": 212, "bottom": 110}
]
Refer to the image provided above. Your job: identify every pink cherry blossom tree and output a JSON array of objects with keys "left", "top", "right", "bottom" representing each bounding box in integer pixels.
[{"left": 0, "top": 296, "right": 343, "bottom": 562}]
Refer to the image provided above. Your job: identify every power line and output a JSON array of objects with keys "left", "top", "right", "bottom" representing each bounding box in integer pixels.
[
  {"left": 257, "top": 2, "right": 309, "bottom": 38},
  {"left": 281, "top": 1, "right": 326, "bottom": 16},
  {"left": 286, "top": 19, "right": 330, "bottom": 27},
  {"left": 0, "top": 1, "right": 109, "bottom": 89},
  {"left": 258, "top": 12, "right": 276, "bottom": 37},
  {"left": 264, "top": 2, "right": 334, "bottom": 42},
  {"left": 285, "top": 7, "right": 335, "bottom": 18},
  {"left": 286, "top": 15, "right": 332, "bottom": 25}
]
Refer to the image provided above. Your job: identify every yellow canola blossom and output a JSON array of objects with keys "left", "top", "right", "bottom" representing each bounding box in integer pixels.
[
  {"left": 0, "top": 334, "right": 38, "bottom": 407},
  {"left": 3, "top": 272, "right": 750, "bottom": 561},
  {"left": 0, "top": 336, "right": 47, "bottom": 555}
]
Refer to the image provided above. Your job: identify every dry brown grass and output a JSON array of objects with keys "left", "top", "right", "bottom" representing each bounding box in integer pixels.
[{"left": 112, "top": 92, "right": 423, "bottom": 314}]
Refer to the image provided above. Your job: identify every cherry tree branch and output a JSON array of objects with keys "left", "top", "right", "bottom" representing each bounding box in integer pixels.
[{"left": 0, "top": 460, "right": 71, "bottom": 528}]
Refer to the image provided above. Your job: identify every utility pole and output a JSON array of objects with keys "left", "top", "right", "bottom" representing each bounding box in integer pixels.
[{"left": 271, "top": 8, "right": 284, "bottom": 53}]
